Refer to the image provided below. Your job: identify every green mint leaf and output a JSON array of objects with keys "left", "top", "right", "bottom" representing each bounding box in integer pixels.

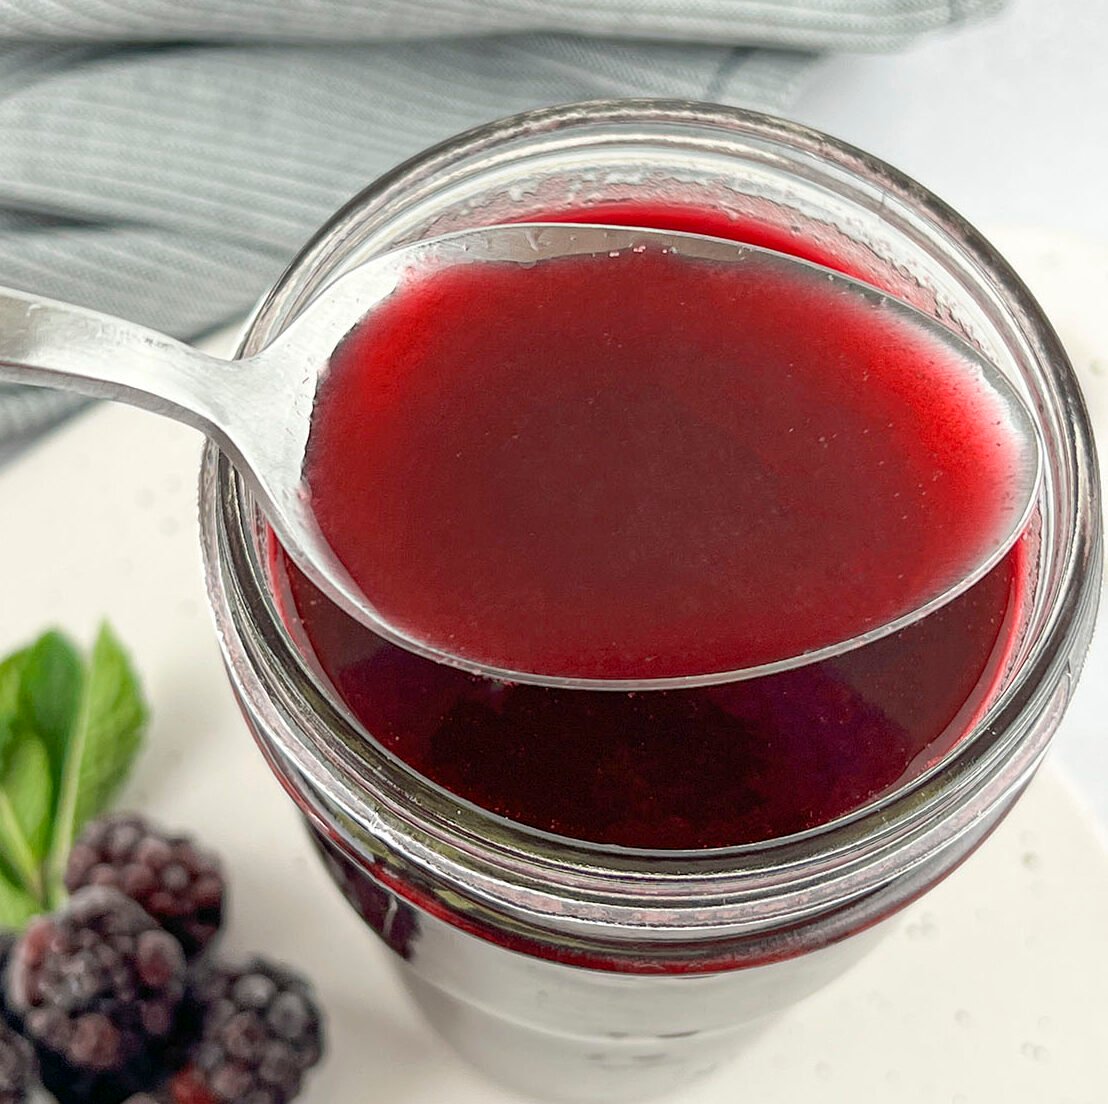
[
  {"left": 48, "top": 623, "right": 147, "bottom": 899},
  {"left": 0, "top": 648, "right": 30, "bottom": 765},
  {"left": 70, "top": 625, "right": 147, "bottom": 828},
  {"left": 0, "top": 771, "right": 31, "bottom": 891},
  {"left": 0, "top": 734, "right": 52, "bottom": 902},
  {"left": 4, "top": 735, "right": 53, "bottom": 857},
  {"left": 18, "top": 631, "right": 83, "bottom": 796},
  {"left": 0, "top": 647, "right": 29, "bottom": 716},
  {"left": 0, "top": 870, "right": 39, "bottom": 930},
  {"left": 0, "top": 718, "right": 16, "bottom": 782}
]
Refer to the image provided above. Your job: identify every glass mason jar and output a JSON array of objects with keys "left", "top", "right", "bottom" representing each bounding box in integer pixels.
[{"left": 199, "top": 101, "right": 1102, "bottom": 1102}]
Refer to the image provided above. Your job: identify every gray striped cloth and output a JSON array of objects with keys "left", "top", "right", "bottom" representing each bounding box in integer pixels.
[{"left": 0, "top": 0, "right": 1005, "bottom": 461}]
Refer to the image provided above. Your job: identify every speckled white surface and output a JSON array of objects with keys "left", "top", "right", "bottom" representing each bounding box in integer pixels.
[{"left": 0, "top": 230, "right": 1105, "bottom": 1102}]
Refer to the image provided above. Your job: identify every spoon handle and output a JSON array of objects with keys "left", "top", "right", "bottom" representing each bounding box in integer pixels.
[{"left": 0, "top": 285, "right": 254, "bottom": 450}]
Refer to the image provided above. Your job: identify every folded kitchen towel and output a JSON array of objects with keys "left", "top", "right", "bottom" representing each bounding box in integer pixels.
[{"left": 0, "top": 0, "right": 1005, "bottom": 460}]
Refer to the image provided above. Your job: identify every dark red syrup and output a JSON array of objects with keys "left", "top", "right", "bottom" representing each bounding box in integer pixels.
[{"left": 274, "top": 205, "right": 1029, "bottom": 850}]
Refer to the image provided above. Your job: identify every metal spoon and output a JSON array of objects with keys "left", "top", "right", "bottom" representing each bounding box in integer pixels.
[{"left": 0, "top": 223, "right": 1041, "bottom": 689}]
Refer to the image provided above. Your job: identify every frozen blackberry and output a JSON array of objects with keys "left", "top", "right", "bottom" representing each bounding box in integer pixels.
[
  {"left": 173, "top": 958, "right": 324, "bottom": 1104},
  {"left": 0, "top": 1019, "right": 36, "bottom": 1104},
  {"left": 66, "top": 814, "right": 225, "bottom": 958},
  {"left": 5, "top": 887, "right": 187, "bottom": 1102}
]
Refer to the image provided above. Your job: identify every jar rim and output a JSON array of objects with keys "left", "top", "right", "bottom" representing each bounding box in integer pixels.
[{"left": 200, "top": 100, "right": 1102, "bottom": 935}]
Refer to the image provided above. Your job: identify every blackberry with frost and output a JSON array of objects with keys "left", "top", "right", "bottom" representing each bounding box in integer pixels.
[
  {"left": 5, "top": 887, "right": 187, "bottom": 1102},
  {"left": 172, "top": 958, "right": 324, "bottom": 1104},
  {"left": 66, "top": 814, "right": 225, "bottom": 958},
  {"left": 0, "top": 1020, "right": 36, "bottom": 1104}
]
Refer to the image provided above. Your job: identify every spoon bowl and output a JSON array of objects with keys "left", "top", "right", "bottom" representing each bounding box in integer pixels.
[{"left": 0, "top": 223, "right": 1042, "bottom": 687}]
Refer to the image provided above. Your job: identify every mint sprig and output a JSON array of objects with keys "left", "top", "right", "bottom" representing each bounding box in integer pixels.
[{"left": 0, "top": 624, "right": 147, "bottom": 919}]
